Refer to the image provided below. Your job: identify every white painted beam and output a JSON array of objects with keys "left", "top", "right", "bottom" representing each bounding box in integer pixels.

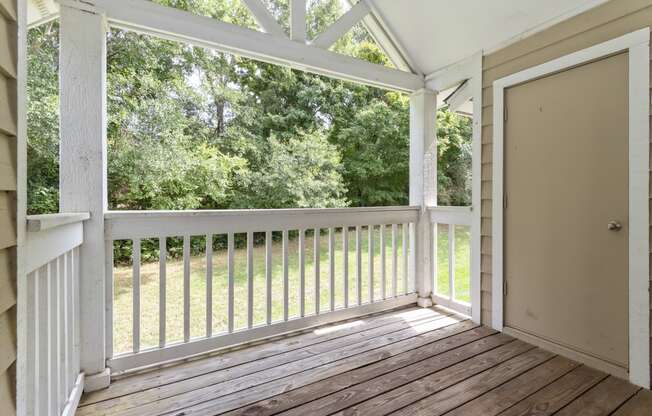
[
  {"left": 445, "top": 80, "right": 473, "bottom": 113},
  {"left": 409, "top": 89, "right": 437, "bottom": 307},
  {"left": 59, "top": 1, "right": 110, "bottom": 390},
  {"left": 311, "top": 0, "right": 370, "bottom": 49},
  {"left": 241, "top": 0, "right": 286, "bottom": 38},
  {"left": 290, "top": 0, "right": 306, "bottom": 42},
  {"left": 86, "top": 0, "right": 423, "bottom": 92}
]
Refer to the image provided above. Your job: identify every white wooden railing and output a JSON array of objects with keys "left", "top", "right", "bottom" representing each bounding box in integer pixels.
[
  {"left": 429, "top": 206, "right": 473, "bottom": 316},
  {"left": 23, "top": 213, "right": 89, "bottom": 416},
  {"left": 104, "top": 207, "right": 419, "bottom": 372}
]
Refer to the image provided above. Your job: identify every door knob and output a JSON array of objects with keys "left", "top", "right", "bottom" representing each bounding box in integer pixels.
[{"left": 607, "top": 221, "right": 622, "bottom": 231}]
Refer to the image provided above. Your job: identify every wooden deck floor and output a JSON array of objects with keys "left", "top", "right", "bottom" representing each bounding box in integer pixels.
[{"left": 78, "top": 306, "right": 652, "bottom": 416}]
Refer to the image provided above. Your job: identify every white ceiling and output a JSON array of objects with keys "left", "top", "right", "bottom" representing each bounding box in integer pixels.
[{"left": 371, "top": 0, "right": 610, "bottom": 75}]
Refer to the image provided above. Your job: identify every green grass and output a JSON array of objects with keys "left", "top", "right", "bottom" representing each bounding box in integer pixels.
[
  {"left": 435, "top": 224, "right": 471, "bottom": 303},
  {"left": 112, "top": 226, "right": 471, "bottom": 354}
]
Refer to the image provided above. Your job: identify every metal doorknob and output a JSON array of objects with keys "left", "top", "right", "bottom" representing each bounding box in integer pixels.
[{"left": 607, "top": 221, "right": 623, "bottom": 231}]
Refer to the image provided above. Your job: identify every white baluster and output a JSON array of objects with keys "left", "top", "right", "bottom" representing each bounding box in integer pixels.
[
  {"left": 159, "top": 238, "right": 167, "bottom": 347},
  {"left": 133, "top": 239, "right": 141, "bottom": 352}
]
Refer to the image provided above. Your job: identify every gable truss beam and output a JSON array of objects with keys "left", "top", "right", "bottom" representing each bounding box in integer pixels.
[
  {"left": 290, "top": 0, "right": 306, "bottom": 42},
  {"left": 241, "top": 0, "right": 286, "bottom": 38},
  {"left": 86, "top": 0, "right": 424, "bottom": 92},
  {"left": 311, "top": 0, "right": 370, "bottom": 49},
  {"left": 353, "top": 0, "right": 421, "bottom": 75}
]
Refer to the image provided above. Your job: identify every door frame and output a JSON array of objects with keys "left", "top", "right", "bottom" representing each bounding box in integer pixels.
[{"left": 491, "top": 28, "right": 650, "bottom": 388}]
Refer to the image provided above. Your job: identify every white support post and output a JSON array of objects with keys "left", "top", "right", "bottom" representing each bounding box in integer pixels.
[
  {"left": 409, "top": 89, "right": 437, "bottom": 308},
  {"left": 59, "top": 2, "right": 110, "bottom": 391},
  {"left": 290, "top": 0, "right": 306, "bottom": 43}
]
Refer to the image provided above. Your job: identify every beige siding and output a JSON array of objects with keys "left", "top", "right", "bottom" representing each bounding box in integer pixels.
[
  {"left": 0, "top": 0, "right": 16, "bottom": 414},
  {"left": 481, "top": 0, "right": 652, "bottom": 379}
]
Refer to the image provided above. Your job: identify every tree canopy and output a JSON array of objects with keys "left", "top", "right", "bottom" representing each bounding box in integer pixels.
[{"left": 27, "top": 0, "right": 472, "bottom": 216}]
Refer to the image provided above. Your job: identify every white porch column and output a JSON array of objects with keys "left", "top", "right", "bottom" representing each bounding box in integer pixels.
[
  {"left": 59, "top": 2, "right": 110, "bottom": 390},
  {"left": 409, "top": 89, "right": 437, "bottom": 307}
]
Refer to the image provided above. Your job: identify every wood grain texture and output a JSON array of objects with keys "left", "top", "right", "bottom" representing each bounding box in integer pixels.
[
  {"left": 278, "top": 333, "right": 515, "bottom": 416},
  {"left": 554, "top": 376, "right": 640, "bottom": 416},
  {"left": 224, "top": 323, "right": 489, "bottom": 416},
  {"left": 498, "top": 366, "right": 608, "bottom": 416},
  {"left": 79, "top": 312, "right": 464, "bottom": 416},
  {"left": 80, "top": 306, "right": 434, "bottom": 405},
  {"left": 362, "top": 347, "right": 553, "bottom": 416},
  {"left": 77, "top": 308, "right": 651, "bottom": 416},
  {"left": 612, "top": 389, "right": 652, "bottom": 415},
  {"left": 444, "top": 356, "right": 579, "bottom": 416}
]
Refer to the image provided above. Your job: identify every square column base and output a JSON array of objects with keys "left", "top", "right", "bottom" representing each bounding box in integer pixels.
[
  {"left": 83, "top": 368, "right": 111, "bottom": 392},
  {"left": 417, "top": 296, "right": 434, "bottom": 308}
]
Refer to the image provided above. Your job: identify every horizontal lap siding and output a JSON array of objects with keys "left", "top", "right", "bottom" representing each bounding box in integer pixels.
[
  {"left": 0, "top": 1, "right": 16, "bottom": 414},
  {"left": 481, "top": 0, "right": 652, "bottom": 378}
]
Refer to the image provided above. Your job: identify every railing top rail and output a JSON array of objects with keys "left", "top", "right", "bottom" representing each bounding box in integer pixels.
[
  {"left": 25, "top": 213, "right": 87, "bottom": 274},
  {"left": 105, "top": 206, "right": 419, "bottom": 219},
  {"left": 104, "top": 206, "right": 420, "bottom": 240},
  {"left": 27, "top": 212, "right": 90, "bottom": 232},
  {"left": 428, "top": 205, "right": 472, "bottom": 226},
  {"left": 427, "top": 206, "right": 472, "bottom": 213}
]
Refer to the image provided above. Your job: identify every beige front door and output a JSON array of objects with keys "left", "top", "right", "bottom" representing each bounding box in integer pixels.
[{"left": 504, "top": 52, "right": 629, "bottom": 369}]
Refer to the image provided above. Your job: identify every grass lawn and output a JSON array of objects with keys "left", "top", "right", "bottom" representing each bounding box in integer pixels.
[{"left": 112, "top": 226, "right": 471, "bottom": 354}]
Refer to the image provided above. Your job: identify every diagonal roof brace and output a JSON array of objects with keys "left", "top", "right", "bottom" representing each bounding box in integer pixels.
[
  {"left": 311, "top": 0, "right": 371, "bottom": 49},
  {"left": 241, "top": 0, "right": 287, "bottom": 38}
]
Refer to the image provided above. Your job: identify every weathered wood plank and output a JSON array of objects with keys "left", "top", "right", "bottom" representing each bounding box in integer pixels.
[
  {"left": 79, "top": 312, "right": 460, "bottom": 414},
  {"left": 164, "top": 321, "right": 492, "bottom": 416},
  {"left": 80, "top": 306, "right": 432, "bottom": 405},
  {"left": 554, "top": 376, "right": 640, "bottom": 416},
  {"left": 444, "top": 356, "right": 579, "bottom": 416},
  {"left": 83, "top": 314, "right": 462, "bottom": 416},
  {"left": 278, "top": 335, "right": 523, "bottom": 416},
  {"left": 224, "top": 323, "right": 490, "bottom": 416},
  {"left": 497, "top": 366, "right": 607, "bottom": 416},
  {"left": 333, "top": 344, "right": 549, "bottom": 416},
  {"left": 612, "top": 389, "right": 652, "bottom": 416}
]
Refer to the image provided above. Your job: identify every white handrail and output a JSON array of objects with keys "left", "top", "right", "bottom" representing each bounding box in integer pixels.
[
  {"left": 105, "top": 206, "right": 420, "bottom": 240},
  {"left": 428, "top": 206, "right": 472, "bottom": 226},
  {"left": 23, "top": 213, "right": 88, "bottom": 416},
  {"left": 104, "top": 207, "right": 419, "bottom": 372}
]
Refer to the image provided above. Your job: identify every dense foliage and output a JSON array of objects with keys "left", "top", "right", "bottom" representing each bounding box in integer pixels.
[{"left": 27, "top": 0, "right": 472, "bottom": 218}]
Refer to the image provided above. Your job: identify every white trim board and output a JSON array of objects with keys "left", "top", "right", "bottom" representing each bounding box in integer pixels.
[
  {"left": 491, "top": 28, "right": 651, "bottom": 388},
  {"left": 426, "top": 51, "right": 483, "bottom": 325}
]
